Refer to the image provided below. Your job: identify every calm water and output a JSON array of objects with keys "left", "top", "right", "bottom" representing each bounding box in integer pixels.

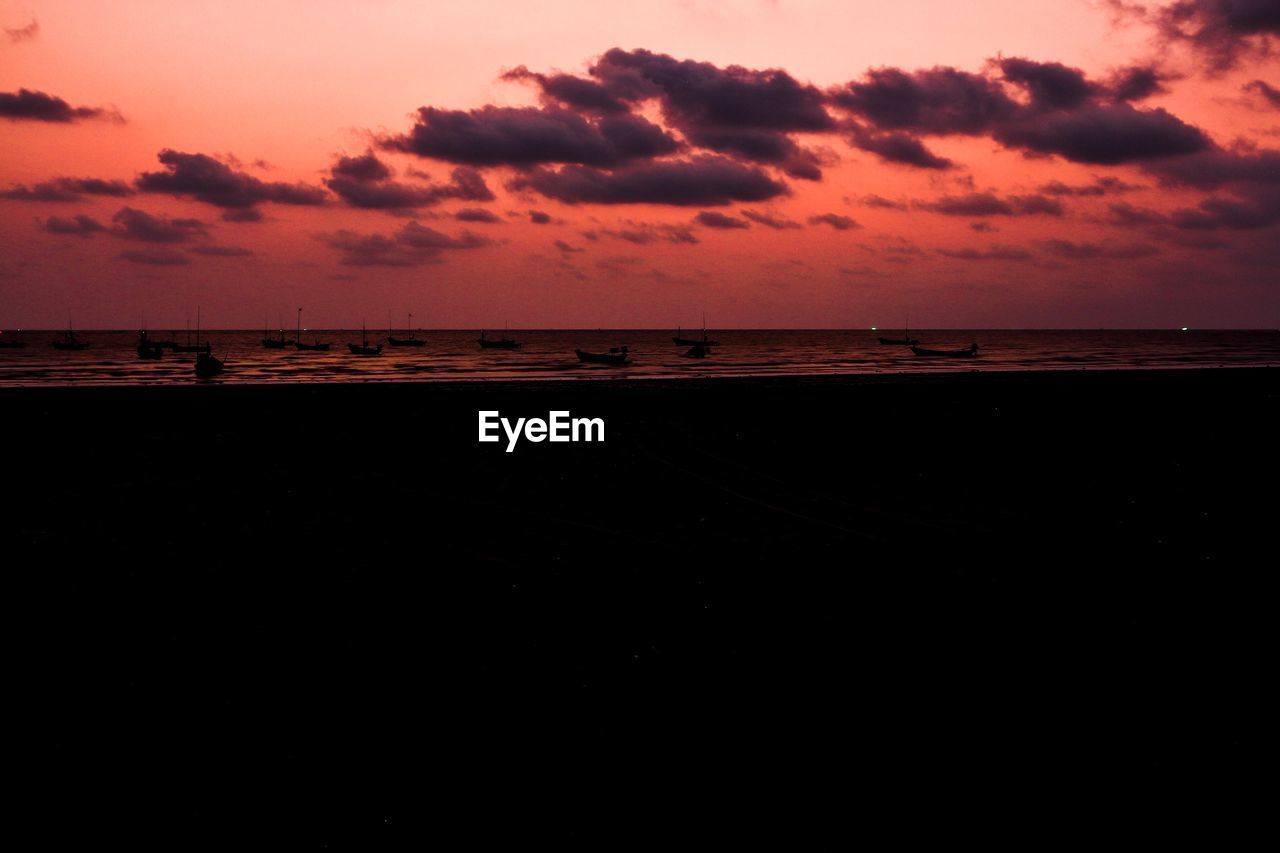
[{"left": 0, "top": 329, "right": 1276, "bottom": 387}]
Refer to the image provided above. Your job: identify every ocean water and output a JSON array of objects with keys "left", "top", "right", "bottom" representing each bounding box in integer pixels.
[{"left": 0, "top": 329, "right": 1276, "bottom": 386}]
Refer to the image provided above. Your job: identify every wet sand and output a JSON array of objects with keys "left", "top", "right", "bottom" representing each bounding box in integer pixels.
[{"left": 7, "top": 367, "right": 1275, "bottom": 843}]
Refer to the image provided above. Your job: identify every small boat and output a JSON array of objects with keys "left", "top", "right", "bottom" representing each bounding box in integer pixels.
[
  {"left": 52, "top": 319, "right": 89, "bottom": 351},
  {"left": 170, "top": 319, "right": 206, "bottom": 352},
  {"left": 681, "top": 344, "right": 711, "bottom": 358},
  {"left": 478, "top": 327, "right": 520, "bottom": 349},
  {"left": 137, "top": 329, "right": 164, "bottom": 360},
  {"left": 911, "top": 343, "right": 979, "bottom": 358},
  {"left": 387, "top": 312, "right": 425, "bottom": 347},
  {"left": 192, "top": 310, "right": 225, "bottom": 376},
  {"left": 672, "top": 323, "right": 719, "bottom": 347},
  {"left": 348, "top": 322, "right": 383, "bottom": 356},
  {"left": 293, "top": 309, "right": 331, "bottom": 351},
  {"left": 0, "top": 333, "right": 25, "bottom": 349},
  {"left": 262, "top": 317, "right": 292, "bottom": 349},
  {"left": 577, "top": 346, "right": 629, "bottom": 365},
  {"left": 878, "top": 316, "right": 918, "bottom": 346}
]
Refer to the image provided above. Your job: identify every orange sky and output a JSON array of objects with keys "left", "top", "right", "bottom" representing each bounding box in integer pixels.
[{"left": 2, "top": 0, "right": 1278, "bottom": 328}]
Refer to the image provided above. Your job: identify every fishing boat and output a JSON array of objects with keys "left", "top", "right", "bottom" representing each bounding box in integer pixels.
[
  {"left": 911, "top": 343, "right": 979, "bottom": 358},
  {"left": 672, "top": 322, "right": 719, "bottom": 347},
  {"left": 192, "top": 310, "right": 225, "bottom": 376},
  {"left": 262, "top": 317, "right": 292, "bottom": 349},
  {"left": 878, "top": 316, "right": 918, "bottom": 346},
  {"left": 681, "top": 343, "right": 711, "bottom": 358},
  {"left": 576, "top": 346, "right": 629, "bottom": 365},
  {"left": 137, "top": 329, "right": 164, "bottom": 360},
  {"left": 478, "top": 326, "right": 520, "bottom": 349},
  {"left": 0, "top": 332, "right": 25, "bottom": 348},
  {"left": 293, "top": 309, "right": 331, "bottom": 351},
  {"left": 170, "top": 318, "right": 207, "bottom": 353},
  {"left": 348, "top": 322, "right": 383, "bottom": 356},
  {"left": 52, "top": 318, "right": 89, "bottom": 351},
  {"left": 387, "top": 312, "right": 425, "bottom": 347}
]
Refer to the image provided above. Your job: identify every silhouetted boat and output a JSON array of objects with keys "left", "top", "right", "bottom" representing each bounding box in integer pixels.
[
  {"left": 478, "top": 327, "right": 520, "bottom": 349},
  {"left": 52, "top": 319, "right": 89, "bottom": 351},
  {"left": 293, "top": 308, "right": 331, "bottom": 351},
  {"left": 911, "top": 343, "right": 979, "bottom": 358},
  {"left": 387, "top": 312, "right": 425, "bottom": 347},
  {"left": 192, "top": 310, "right": 224, "bottom": 376},
  {"left": 681, "top": 344, "right": 711, "bottom": 358},
  {"left": 348, "top": 322, "right": 383, "bottom": 356},
  {"left": 170, "top": 319, "right": 206, "bottom": 352},
  {"left": 137, "top": 330, "right": 164, "bottom": 360},
  {"left": 577, "top": 346, "right": 629, "bottom": 365},
  {"left": 878, "top": 316, "right": 918, "bottom": 346},
  {"left": 672, "top": 324, "right": 719, "bottom": 347},
  {"left": 262, "top": 317, "right": 292, "bottom": 349}
]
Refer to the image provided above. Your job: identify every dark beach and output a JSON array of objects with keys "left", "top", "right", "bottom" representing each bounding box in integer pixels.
[{"left": 7, "top": 367, "right": 1275, "bottom": 843}]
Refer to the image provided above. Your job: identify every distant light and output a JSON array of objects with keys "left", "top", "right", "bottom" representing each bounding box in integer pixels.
[
  {"left": 870, "top": 327, "right": 877, "bottom": 331},
  {"left": 1181, "top": 327, "right": 1189, "bottom": 331}
]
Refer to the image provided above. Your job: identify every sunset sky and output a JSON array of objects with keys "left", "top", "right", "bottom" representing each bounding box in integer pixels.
[{"left": 2, "top": 0, "right": 1278, "bottom": 328}]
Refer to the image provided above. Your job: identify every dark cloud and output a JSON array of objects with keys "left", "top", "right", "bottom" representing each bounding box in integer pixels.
[
  {"left": 695, "top": 211, "right": 750, "bottom": 229},
  {"left": 136, "top": 150, "right": 327, "bottom": 209},
  {"left": 998, "top": 57, "right": 1099, "bottom": 110},
  {"left": 454, "top": 208, "right": 502, "bottom": 223},
  {"left": 741, "top": 209, "right": 803, "bottom": 229},
  {"left": 1041, "top": 239, "right": 1159, "bottom": 259},
  {"left": 222, "top": 208, "right": 264, "bottom": 223},
  {"left": 554, "top": 240, "right": 584, "bottom": 253},
  {"left": 119, "top": 249, "right": 191, "bottom": 265},
  {"left": 188, "top": 245, "right": 254, "bottom": 257},
  {"left": 330, "top": 151, "right": 393, "bottom": 183},
  {"left": 1038, "top": 176, "right": 1142, "bottom": 196},
  {"left": 916, "top": 192, "right": 1064, "bottom": 217},
  {"left": 501, "top": 65, "right": 630, "bottom": 114},
  {"left": 847, "top": 125, "right": 953, "bottom": 169},
  {"left": 599, "top": 222, "right": 699, "bottom": 245},
  {"left": 0, "top": 88, "right": 121, "bottom": 123},
  {"left": 317, "top": 221, "right": 492, "bottom": 266},
  {"left": 5, "top": 19, "right": 39, "bottom": 42},
  {"left": 110, "top": 207, "right": 207, "bottom": 242},
  {"left": 1107, "top": 201, "right": 1169, "bottom": 226},
  {"left": 1156, "top": 0, "right": 1280, "bottom": 72},
  {"left": 860, "top": 194, "right": 908, "bottom": 210},
  {"left": 326, "top": 155, "right": 493, "bottom": 212},
  {"left": 529, "top": 210, "right": 552, "bottom": 224},
  {"left": 1107, "top": 65, "right": 1174, "bottom": 101},
  {"left": 937, "top": 245, "right": 1034, "bottom": 261},
  {"left": 970, "top": 222, "right": 998, "bottom": 232},
  {"left": 383, "top": 106, "right": 679, "bottom": 168},
  {"left": 44, "top": 214, "right": 105, "bottom": 237},
  {"left": 1, "top": 177, "right": 135, "bottom": 202},
  {"left": 509, "top": 156, "right": 787, "bottom": 206},
  {"left": 830, "top": 66, "right": 1016, "bottom": 136},
  {"left": 992, "top": 103, "right": 1210, "bottom": 164},
  {"left": 808, "top": 213, "right": 859, "bottom": 230},
  {"left": 1146, "top": 146, "right": 1280, "bottom": 189},
  {"left": 1243, "top": 79, "right": 1280, "bottom": 108}
]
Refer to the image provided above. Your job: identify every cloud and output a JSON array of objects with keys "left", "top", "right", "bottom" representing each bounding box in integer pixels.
[
  {"left": 937, "top": 245, "right": 1034, "bottom": 261},
  {"left": 847, "top": 125, "right": 954, "bottom": 169},
  {"left": 501, "top": 65, "right": 630, "bottom": 114},
  {"left": 1107, "top": 64, "right": 1175, "bottom": 101},
  {"left": 695, "top": 211, "right": 750, "bottom": 229},
  {"left": 529, "top": 210, "right": 552, "bottom": 224},
  {"left": 598, "top": 222, "right": 699, "bottom": 245},
  {"left": 110, "top": 207, "right": 207, "bottom": 242},
  {"left": 1, "top": 177, "right": 135, "bottom": 202},
  {"left": 1107, "top": 201, "right": 1169, "bottom": 225},
  {"left": 1040, "top": 239, "right": 1159, "bottom": 259},
  {"left": 916, "top": 192, "right": 1064, "bottom": 216},
  {"left": 454, "top": 208, "right": 502, "bottom": 223},
  {"left": 326, "top": 152, "right": 493, "bottom": 212},
  {"left": 741, "top": 209, "right": 803, "bottom": 229},
  {"left": 44, "top": 214, "right": 106, "bottom": 237},
  {"left": 1038, "top": 176, "right": 1142, "bottom": 196},
  {"left": 0, "top": 88, "right": 121, "bottom": 123},
  {"left": 992, "top": 102, "right": 1210, "bottom": 164},
  {"left": 509, "top": 155, "right": 787, "bottom": 206},
  {"left": 119, "top": 249, "right": 191, "bottom": 265},
  {"left": 830, "top": 66, "right": 1015, "bottom": 136},
  {"left": 222, "top": 208, "right": 264, "bottom": 223},
  {"left": 1155, "top": 0, "right": 1280, "bottom": 72},
  {"left": 5, "top": 20, "right": 39, "bottom": 43},
  {"left": 135, "top": 149, "right": 327, "bottom": 210},
  {"left": 1243, "top": 79, "right": 1280, "bottom": 109},
  {"left": 317, "top": 221, "right": 492, "bottom": 266},
  {"left": 860, "top": 194, "right": 908, "bottom": 210},
  {"left": 188, "top": 245, "right": 254, "bottom": 257},
  {"left": 997, "top": 57, "right": 1099, "bottom": 110},
  {"left": 383, "top": 105, "right": 679, "bottom": 168},
  {"left": 554, "top": 240, "right": 584, "bottom": 253},
  {"left": 808, "top": 213, "right": 859, "bottom": 230}
]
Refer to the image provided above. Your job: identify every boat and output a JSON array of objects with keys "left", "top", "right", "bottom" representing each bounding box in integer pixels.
[
  {"left": 672, "top": 322, "right": 719, "bottom": 347},
  {"left": 262, "top": 317, "right": 292, "bottom": 349},
  {"left": 911, "top": 343, "right": 979, "bottom": 358},
  {"left": 348, "top": 322, "right": 383, "bottom": 356},
  {"left": 387, "top": 312, "right": 425, "bottom": 347},
  {"left": 170, "top": 318, "right": 206, "bottom": 353},
  {"left": 293, "top": 309, "right": 331, "bottom": 351},
  {"left": 681, "top": 343, "right": 711, "bottom": 358},
  {"left": 576, "top": 346, "right": 630, "bottom": 365},
  {"left": 137, "top": 329, "right": 164, "bottom": 360},
  {"left": 878, "top": 316, "right": 918, "bottom": 346},
  {"left": 52, "top": 318, "right": 89, "bottom": 351},
  {"left": 192, "top": 310, "right": 225, "bottom": 376},
  {"left": 478, "top": 326, "right": 520, "bottom": 349}
]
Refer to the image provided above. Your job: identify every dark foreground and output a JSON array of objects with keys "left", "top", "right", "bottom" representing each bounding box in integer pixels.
[{"left": 6, "top": 369, "right": 1275, "bottom": 844}]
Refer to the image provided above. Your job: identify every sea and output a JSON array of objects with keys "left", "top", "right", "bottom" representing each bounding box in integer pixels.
[{"left": 0, "top": 329, "right": 1276, "bottom": 387}]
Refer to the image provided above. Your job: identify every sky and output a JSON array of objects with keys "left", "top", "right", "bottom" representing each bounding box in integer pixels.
[{"left": 2, "top": 0, "right": 1278, "bottom": 329}]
